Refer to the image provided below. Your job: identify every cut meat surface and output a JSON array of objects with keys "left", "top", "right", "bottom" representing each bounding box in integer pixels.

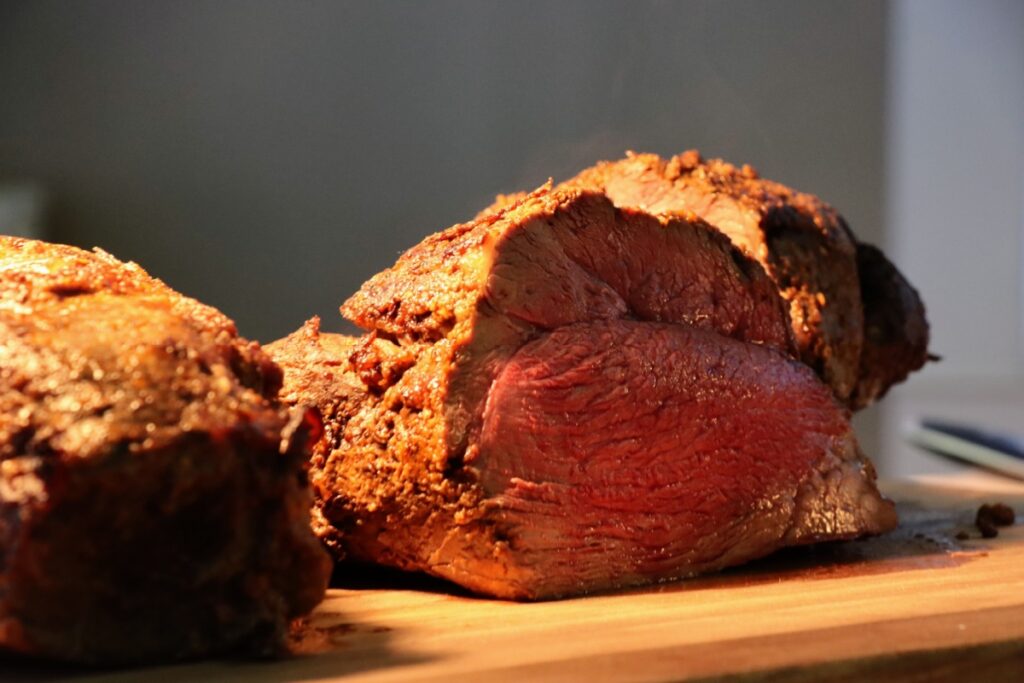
[
  {"left": 478, "top": 320, "right": 892, "bottom": 597},
  {"left": 271, "top": 185, "right": 897, "bottom": 599},
  {"left": 552, "top": 150, "right": 929, "bottom": 408},
  {"left": 0, "top": 237, "right": 331, "bottom": 664}
]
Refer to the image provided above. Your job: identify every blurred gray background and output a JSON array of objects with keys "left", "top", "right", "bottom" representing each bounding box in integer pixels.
[
  {"left": 0, "top": 0, "right": 886, "bottom": 339},
  {"left": 1, "top": 0, "right": 1022, "bottom": 476}
]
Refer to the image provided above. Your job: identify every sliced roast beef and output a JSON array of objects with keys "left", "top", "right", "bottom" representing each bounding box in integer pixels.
[
  {"left": 269, "top": 186, "right": 896, "bottom": 599},
  {"left": 552, "top": 150, "right": 929, "bottom": 408}
]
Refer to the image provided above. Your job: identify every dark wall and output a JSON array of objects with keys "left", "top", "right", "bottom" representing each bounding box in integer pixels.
[{"left": 0, "top": 0, "right": 885, "bottom": 342}]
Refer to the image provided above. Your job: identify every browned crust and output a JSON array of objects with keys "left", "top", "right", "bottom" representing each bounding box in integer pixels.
[{"left": 268, "top": 316, "right": 493, "bottom": 581}]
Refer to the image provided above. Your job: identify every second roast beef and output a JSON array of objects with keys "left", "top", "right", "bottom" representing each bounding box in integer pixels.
[
  {"left": 269, "top": 186, "right": 896, "bottom": 600},
  {"left": 0, "top": 237, "right": 331, "bottom": 664}
]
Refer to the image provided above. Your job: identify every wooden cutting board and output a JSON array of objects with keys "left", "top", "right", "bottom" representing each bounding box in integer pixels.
[{"left": 9, "top": 479, "right": 1024, "bottom": 683}]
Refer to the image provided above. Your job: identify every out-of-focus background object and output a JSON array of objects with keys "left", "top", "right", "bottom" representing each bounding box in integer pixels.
[
  {"left": 0, "top": 182, "right": 46, "bottom": 238},
  {"left": 909, "top": 419, "right": 1024, "bottom": 481},
  {"left": 0, "top": 0, "right": 1021, "bottom": 477}
]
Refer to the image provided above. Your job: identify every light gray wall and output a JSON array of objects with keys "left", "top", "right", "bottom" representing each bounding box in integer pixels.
[
  {"left": 880, "top": 0, "right": 1024, "bottom": 479},
  {"left": 0, "top": 0, "right": 886, "bottom": 344},
  {"left": 888, "top": 0, "right": 1024, "bottom": 382}
]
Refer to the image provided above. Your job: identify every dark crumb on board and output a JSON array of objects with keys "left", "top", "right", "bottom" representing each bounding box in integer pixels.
[
  {"left": 984, "top": 503, "right": 1015, "bottom": 526},
  {"left": 954, "top": 530, "right": 970, "bottom": 541},
  {"left": 975, "top": 503, "right": 1016, "bottom": 539}
]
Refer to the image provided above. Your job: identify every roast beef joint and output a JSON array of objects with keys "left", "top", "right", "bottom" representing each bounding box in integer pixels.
[{"left": 271, "top": 153, "right": 928, "bottom": 599}]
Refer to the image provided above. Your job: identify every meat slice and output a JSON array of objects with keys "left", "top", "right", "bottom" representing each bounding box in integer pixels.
[
  {"left": 554, "top": 150, "right": 929, "bottom": 408},
  {"left": 0, "top": 237, "right": 331, "bottom": 664},
  {"left": 270, "top": 186, "right": 896, "bottom": 599}
]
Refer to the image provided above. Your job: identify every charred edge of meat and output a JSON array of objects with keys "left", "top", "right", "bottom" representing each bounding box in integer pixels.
[{"left": 850, "top": 242, "right": 930, "bottom": 409}]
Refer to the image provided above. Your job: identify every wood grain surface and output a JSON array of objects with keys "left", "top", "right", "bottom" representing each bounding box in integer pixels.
[{"left": 5, "top": 479, "right": 1024, "bottom": 683}]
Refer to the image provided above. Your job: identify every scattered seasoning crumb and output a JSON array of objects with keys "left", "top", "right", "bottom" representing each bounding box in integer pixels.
[
  {"left": 954, "top": 530, "right": 970, "bottom": 541},
  {"left": 975, "top": 502, "right": 1016, "bottom": 539},
  {"left": 985, "top": 503, "right": 1015, "bottom": 526}
]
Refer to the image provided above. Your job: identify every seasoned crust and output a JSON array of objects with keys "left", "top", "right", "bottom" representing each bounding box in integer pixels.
[
  {"left": 0, "top": 237, "right": 330, "bottom": 664},
  {"left": 268, "top": 317, "right": 482, "bottom": 575}
]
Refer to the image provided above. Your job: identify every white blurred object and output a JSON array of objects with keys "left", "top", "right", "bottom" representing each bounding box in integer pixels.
[
  {"left": 0, "top": 183, "right": 47, "bottom": 238},
  {"left": 907, "top": 418, "right": 1024, "bottom": 481}
]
